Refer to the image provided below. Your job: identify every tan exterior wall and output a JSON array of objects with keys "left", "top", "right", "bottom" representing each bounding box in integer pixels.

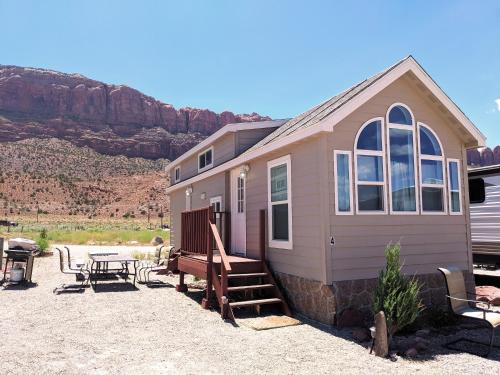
[
  {"left": 235, "top": 128, "right": 277, "bottom": 154},
  {"left": 245, "top": 137, "right": 327, "bottom": 281},
  {"left": 173, "top": 133, "right": 236, "bottom": 183},
  {"left": 327, "top": 75, "right": 470, "bottom": 281}
]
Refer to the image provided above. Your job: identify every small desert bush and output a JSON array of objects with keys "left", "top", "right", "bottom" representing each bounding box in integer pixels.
[
  {"left": 36, "top": 228, "right": 49, "bottom": 253},
  {"left": 373, "top": 243, "right": 423, "bottom": 343}
]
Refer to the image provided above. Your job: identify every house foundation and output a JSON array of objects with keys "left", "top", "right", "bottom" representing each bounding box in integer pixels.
[{"left": 273, "top": 270, "right": 476, "bottom": 326}]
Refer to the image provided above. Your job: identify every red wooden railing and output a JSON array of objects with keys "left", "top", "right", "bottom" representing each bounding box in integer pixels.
[{"left": 180, "top": 206, "right": 233, "bottom": 318}]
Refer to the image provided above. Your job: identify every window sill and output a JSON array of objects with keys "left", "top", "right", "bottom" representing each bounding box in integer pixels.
[
  {"left": 198, "top": 164, "right": 213, "bottom": 174},
  {"left": 269, "top": 240, "right": 293, "bottom": 250}
]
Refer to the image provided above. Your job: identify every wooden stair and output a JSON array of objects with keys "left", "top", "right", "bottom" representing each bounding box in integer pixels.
[{"left": 215, "top": 261, "right": 292, "bottom": 319}]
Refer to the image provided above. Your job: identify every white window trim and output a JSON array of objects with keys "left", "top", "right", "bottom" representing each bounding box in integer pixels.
[
  {"left": 267, "top": 154, "right": 293, "bottom": 250},
  {"left": 174, "top": 166, "right": 181, "bottom": 183},
  {"left": 334, "top": 150, "right": 354, "bottom": 215},
  {"left": 447, "top": 158, "right": 463, "bottom": 215},
  {"left": 417, "top": 123, "right": 447, "bottom": 215},
  {"left": 198, "top": 146, "right": 214, "bottom": 173},
  {"left": 386, "top": 103, "right": 420, "bottom": 215},
  {"left": 354, "top": 117, "right": 388, "bottom": 215}
]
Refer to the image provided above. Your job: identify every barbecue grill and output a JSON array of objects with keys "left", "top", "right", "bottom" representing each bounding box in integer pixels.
[{"left": 1, "top": 247, "right": 39, "bottom": 284}]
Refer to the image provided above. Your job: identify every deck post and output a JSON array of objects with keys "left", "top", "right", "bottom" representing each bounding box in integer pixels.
[
  {"left": 202, "top": 206, "right": 214, "bottom": 309},
  {"left": 259, "top": 209, "right": 266, "bottom": 261},
  {"left": 176, "top": 271, "right": 188, "bottom": 292}
]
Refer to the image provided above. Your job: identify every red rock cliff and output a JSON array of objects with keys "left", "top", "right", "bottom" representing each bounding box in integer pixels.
[{"left": 0, "top": 65, "right": 270, "bottom": 159}]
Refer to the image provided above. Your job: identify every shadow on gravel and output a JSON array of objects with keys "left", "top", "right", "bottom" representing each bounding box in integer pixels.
[{"left": 92, "top": 282, "right": 139, "bottom": 293}]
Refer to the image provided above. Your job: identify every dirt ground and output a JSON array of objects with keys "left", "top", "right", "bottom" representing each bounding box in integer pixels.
[{"left": 1, "top": 250, "right": 499, "bottom": 375}]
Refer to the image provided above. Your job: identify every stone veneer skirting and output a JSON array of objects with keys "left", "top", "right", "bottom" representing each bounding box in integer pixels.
[{"left": 273, "top": 270, "right": 475, "bottom": 326}]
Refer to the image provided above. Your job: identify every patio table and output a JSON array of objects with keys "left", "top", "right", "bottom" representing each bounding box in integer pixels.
[{"left": 89, "top": 254, "right": 138, "bottom": 289}]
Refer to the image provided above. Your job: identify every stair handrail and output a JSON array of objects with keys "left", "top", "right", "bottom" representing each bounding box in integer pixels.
[{"left": 209, "top": 222, "right": 232, "bottom": 273}]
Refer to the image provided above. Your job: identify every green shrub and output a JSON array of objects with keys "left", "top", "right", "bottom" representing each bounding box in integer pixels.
[{"left": 373, "top": 243, "right": 423, "bottom": 343}]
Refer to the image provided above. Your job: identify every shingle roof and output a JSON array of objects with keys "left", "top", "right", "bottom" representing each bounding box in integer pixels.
[{"left": 244, "top": 57, "right": 410, "bottom": 154}]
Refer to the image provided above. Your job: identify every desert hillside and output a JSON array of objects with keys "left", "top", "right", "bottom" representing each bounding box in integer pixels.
[{"left": 0, "top": 138, "right": 169, "bottom": 220}]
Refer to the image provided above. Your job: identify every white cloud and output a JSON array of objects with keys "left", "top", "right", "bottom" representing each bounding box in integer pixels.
[{"left": 495, "top": 99, "right": 500, "bottom": 111}]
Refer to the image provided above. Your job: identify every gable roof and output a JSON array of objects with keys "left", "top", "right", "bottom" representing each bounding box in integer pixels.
[
  {"left": 246, "top": 55, "right": 485, "bottom": 154},
  {"left": 166, "top": 56, "right": 486, "bottom": 194}
]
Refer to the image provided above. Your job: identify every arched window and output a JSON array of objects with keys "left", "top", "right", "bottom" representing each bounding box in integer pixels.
[
  {"left": 386, "top": 103, "right": 418, "bottom": 213},
  {"left": 418, "top": 124, "right": 446, "bottom": 213},
  {"left": 354, "top": 118, "right": 386, "bottom": 213}
]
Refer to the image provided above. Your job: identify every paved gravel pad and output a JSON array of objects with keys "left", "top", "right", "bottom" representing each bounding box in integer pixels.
[{"left": 1, "top": 255, "right": 499, "bottom": 374}]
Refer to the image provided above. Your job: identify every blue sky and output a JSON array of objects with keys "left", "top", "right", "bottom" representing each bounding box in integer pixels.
[{"left": 2, "top": 0, "right": 499, "bottom": 146}]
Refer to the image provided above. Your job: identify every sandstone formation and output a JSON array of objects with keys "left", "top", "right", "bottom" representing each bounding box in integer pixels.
[
  {"left": 0, "top": 65, "right": 270, "bottom": 160},
  {"left": 467, "top": 146, "right": 500, "bottom": 167}
]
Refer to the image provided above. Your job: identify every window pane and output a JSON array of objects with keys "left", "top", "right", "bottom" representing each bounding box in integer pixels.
[
  {"left": 421, "top": 160, "right": 443, "bottom": 184},
  {"left": 419, "top": 127, "right": 442, "bottom": 156},
  {"left": 356, "top": 121, "right": 382, "bottom": 151},
  {"left": 357, "top": 155, "right": 383, "bottom": 182},
  {"left": 272, "top": 204, "right": 289, "bottom": 240},
  {"left": 205, "top": 150, "right": 212, "bottom": 165},
  {"left": 422, "top": 187, "right": 444, "bottom": 211},
  {"left": 199, "top": 154, "right": 205, "bottom": 169},
  {"left": 389, "top": 105, "right": 413, "bottom": 125},
  {"left": 336, "top": 153, "right": 351, "bottom": 212},
  {"left": 271, "top": 164, "right": 288, "bottom": 202},
  {"left": 449, "top": 161, "right": 459, "bottom": 191},
  {"left": 390, "top": 128, "right": 416, "bottom": 211},
  {"left": 451, "top": 191, "right": 460, "bottom": 212},
  {"left": 358, "top": 185, "right": 384, "bottom": 211}
]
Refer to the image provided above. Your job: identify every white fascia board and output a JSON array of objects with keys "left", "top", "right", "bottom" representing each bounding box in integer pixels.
[{"left": 165, "top": 119, "right": 287, "bottom": 172}]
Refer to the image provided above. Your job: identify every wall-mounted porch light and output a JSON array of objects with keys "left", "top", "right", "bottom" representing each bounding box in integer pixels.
[
  {"left": 185, "top": 186, "right": 193, "bottom": 196},
  {"left": 240, "top": 164, "right": 250, "bottom": 178}
]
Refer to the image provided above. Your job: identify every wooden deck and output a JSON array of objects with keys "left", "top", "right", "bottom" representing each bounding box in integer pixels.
[{"left": 175, "top": 207, "right": 291, "bottom": 320}]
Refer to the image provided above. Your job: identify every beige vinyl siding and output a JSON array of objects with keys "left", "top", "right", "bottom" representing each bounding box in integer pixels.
[
  {"left": 328, "top": 74, "right": 469, "bottom": 281},
  {"left": 169, "top": 188, "right": 185, "bottom": 249},
  {"left": 169, "top": 171, "right": 228, "bottom": 249},
  {"left": 174, "top": 133, "right": 237, "bottom": 182},
  {"left": 245, "top": 137, "right": 326, "bottom": 281},
  {"left": 235, "top": 128, "right": 278, "bottom": 155}
]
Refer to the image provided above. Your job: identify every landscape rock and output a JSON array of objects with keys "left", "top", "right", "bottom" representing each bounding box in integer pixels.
[
  {"left": 405, "top": 348, "right": 418, "bottom": 358},
  {"left": 475, "top": 285, "right": 500, "bottom": 306},
  {"left": 0, "top": 65, "right": 270, "bottom": 160},
  {"left": 415, "top": 329, "right": 430, "bottom": 338},
  {"left": 151, "top": 236, "right": 163, "bottom": 246},
  {"left": 352, "top": 327, "right": 370, "bottom": 342},
  {"left": 337, "top": 308, "right": 365, "bottom": 328}
]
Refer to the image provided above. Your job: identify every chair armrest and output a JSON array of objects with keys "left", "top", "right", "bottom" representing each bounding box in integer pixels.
[{"left": 446, "top": 295, "right": 491, "bottom": 318}]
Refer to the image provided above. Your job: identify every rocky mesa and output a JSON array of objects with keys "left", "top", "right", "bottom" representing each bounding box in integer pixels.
[{"left": 0, "top": 65, "right": 270, "bottom": 160}]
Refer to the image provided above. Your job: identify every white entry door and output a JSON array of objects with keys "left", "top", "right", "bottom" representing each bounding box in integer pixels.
[{"left": 230, "top": 168, "right": 246, "bottom": 255}]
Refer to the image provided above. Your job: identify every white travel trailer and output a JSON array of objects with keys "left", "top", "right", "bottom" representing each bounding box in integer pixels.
[{"left": 469, "top": 164, "right": 500, "bottom": 266}]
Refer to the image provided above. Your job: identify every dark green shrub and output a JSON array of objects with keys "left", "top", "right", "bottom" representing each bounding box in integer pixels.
[{"left": 373, "top": 243, "right": 423, "bottom": 344}]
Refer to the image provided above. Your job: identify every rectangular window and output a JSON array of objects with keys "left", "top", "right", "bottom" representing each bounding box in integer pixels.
[
  {"left": 267, "top": 155, "right": 292, "bottom": 249},
  {"left": 237, "top": 176, "right": 245, "bottom": 213},
  {"left": 389, "top": 128, "right": 417, "bottom": 212},
  {"left": 356, "top": 154, "right": 385, "bottom": 213},
  {"left": 420, "top": 159, "right": 445, "bottom": 213},
  {"left": 448, "top": 159, "right": 462, "bottom": 214},
  {"left": 198, "top": 147, "right": 213, "bottom": 172},
  {"left": 174, "top": 166, "right": 181, "bottom": 183},
  {"left": 334, "top": 151, "right": 353, "bottom": 214}
]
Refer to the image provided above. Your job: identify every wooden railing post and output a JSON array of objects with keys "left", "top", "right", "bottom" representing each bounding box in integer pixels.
[
  {"left": 259, "top": 209, "right": 266, "bottom": 261},
  {"left": 202, "top": 206, "right": 214, "bottom": 309}
]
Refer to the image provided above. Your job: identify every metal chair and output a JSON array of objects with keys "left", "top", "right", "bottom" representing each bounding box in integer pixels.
[
  {"left": 137, "top": 245, "right": 175, "bottom": 284},
  {"left": 54, "top": 247, "right": 90, "bottom": 293},
  {"left": 438, "top": 267, "right": 500, "bottom": 357}
]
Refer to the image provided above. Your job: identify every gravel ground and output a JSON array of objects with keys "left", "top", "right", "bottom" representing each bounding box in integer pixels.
[{"left": 1, "top": 252, "right": 500, "bottom": 374}]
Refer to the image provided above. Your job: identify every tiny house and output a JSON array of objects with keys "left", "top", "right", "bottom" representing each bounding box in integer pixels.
[{"left": 166, "top": 56, "right": 486, "bottom": 324}]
